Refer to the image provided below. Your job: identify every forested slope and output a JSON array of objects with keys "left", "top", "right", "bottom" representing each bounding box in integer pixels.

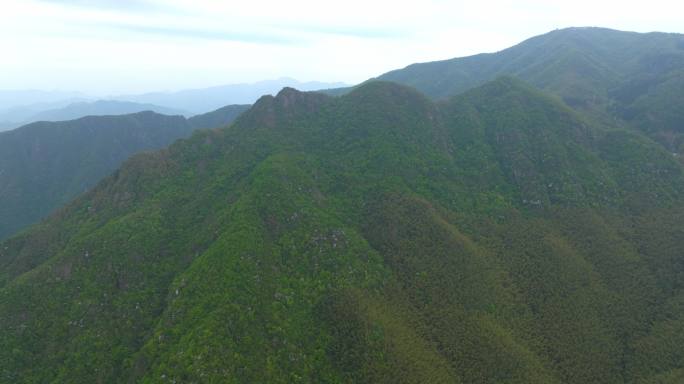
[
  {"left": 0, "top": 79, "right": 682, "bottom": 383},
  {"left": 376, "top": 27, "right": 684, "bottom": 153},
  {"left": 0, "top": 106, "right": 248, "bottom": 240}
]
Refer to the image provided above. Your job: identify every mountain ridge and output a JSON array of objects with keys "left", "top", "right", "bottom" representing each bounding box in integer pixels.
[
  {"left": 0, "top": 104, "right": 250, "bottom": 240},
  {"left": 29, "top": 100, "right": 190, "bottom": 122},
  {"left": 1, "top": 77, "right": 683, "bottom": 382},
  {"left": 0, "top": 78, "right": 346, "bottom": 130},
  {"left": 320, "top": 27, "right": 684, "bottom": 153}
]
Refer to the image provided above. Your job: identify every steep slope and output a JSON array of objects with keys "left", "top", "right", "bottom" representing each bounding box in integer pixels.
[
  {"left": 0, "top": 80, "right": 683, "bottom": 383},
  {"left": 0, "top": 112, "right": 192, "bottom": 241},
  {"left": 0, "top": 105, "right": 248, "bottom": 240},
  {"left": 375, "top": 27, "right": 684, "bottom": 153}
]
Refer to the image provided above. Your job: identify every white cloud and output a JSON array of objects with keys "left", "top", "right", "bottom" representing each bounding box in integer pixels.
[{"left": 0, "top": 0, "right": 682, "bottom": 94}]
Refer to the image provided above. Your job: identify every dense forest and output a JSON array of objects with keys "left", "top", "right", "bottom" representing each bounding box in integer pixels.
[
  {"left": 1, "top": 27, "right": 683, "bottom": 383},
  {"left": 0, "top": 74, "right": 683, "bottom": 382},
  {"left": 373, "top": 27, "right": 684, "bottom": 155},
  {"left": 0, "top": 105, "right": 249, "bottom": 240}
]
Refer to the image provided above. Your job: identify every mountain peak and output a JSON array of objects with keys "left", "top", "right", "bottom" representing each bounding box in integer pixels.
[
  {"left": 274, "top": 86, "right": 310, "bottom": 107},
  {"left": 266, "top": 87, "right": 330, "bottom": 110},
  {"left": 240, "top": 88, "right": 330, "bottom": 128}
]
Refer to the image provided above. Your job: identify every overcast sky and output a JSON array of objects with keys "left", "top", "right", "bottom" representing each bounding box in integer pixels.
[{"left": 1, "top": 0, "right": 682, "bottom": 95}]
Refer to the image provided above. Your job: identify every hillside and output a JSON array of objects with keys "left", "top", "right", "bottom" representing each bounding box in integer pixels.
[
  {"left": 0, "top": 106, "right": 247, "bottom": 240},
  {"left": 374, "top": 27, "right": 684, "bottom": 153},
  {"left": 1, "top": 80, "right": 682, "bottom": 383}
]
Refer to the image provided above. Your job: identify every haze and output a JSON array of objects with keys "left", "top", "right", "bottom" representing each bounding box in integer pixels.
[{"left": 1, "top": 0, "right": 683, "bottom": 95}]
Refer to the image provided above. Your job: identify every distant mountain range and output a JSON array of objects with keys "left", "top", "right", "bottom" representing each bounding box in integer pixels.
[
  {"left": 0, "top": 78, "right": 347, "bottom": 131},
  {"left": 112, "top": 77, "right": 348, "bottom": 114},
  {"left": 0, "top": 90, "right": 87, "bottom": 110},
  {"left": 30, "top": 100, "right": 189, "bottom": 122},
  {"left": 0, "top": 99, "right": 89, "bottom": 131},
  {"left": 0, "top": 100, "right": 189, "bottom": 131}
]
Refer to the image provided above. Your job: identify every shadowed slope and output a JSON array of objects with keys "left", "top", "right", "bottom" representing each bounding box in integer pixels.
[{"left": 0, "top": 105, "right": 250, "bottom": 240}]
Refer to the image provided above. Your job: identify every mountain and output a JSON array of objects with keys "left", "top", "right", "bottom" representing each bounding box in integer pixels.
[
  {"left": 0, "top": 101, "right": 188, "bottom": 131},
  {"left": 1, "top": 78, "right": 683, "bottom": 383},
  {"left": 0, "top": 122, "right": 17, "bottom": 132},
  {"left": 186, "top": 104, "right": 251, "bottom": 130},
  {"left": 368, "top": 27, "right": 684, "bottom": 153},
  {"left": 0, "top": 105, "right": 248, "bottom": 240},
  {"left": 0, "top": 112, "right": 191, "bottom": 241},
  {"left": 0, "top": 90, "right": 87, "bottom": 110},
  {"left": 0, "top": 99, "right": 91, "bottom": 129},
  {"left": 0, "top": 79, "right": 345, "bottom": 129},
  {"left": 115, "top": 78, "right": 348, "bottom": 114},
  {"left": 29, "top": 100, "right": 189, "bottom": 122}
]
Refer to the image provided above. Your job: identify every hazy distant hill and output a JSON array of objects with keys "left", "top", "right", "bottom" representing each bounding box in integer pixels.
[
  {"left": 0, "top": 99, "right": 90, "bottom": 129},
  {"left": 0, "top": 78, "right": 344, "bottom": 130},
  {"left": 30, "top": 100, "right": 189, "bottom": 122},
  {"left": 0, "top": 100, "right": 188, "bottom": 131},
  {"left": 116, "top": 77, "right": 348, "bottom": 114},
  {"left": 0, "top": 105, "right": 248, "bottom": 240},
  {"left": 0, "top": 90, "right": 87, "bottom": 110},
  {"left": 0, "top": 122, "right": 16, "bottom": 132}
]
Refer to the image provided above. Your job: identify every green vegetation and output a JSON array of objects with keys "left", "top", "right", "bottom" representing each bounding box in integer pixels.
[
  {"left": 1, "top": 77, "right": 683, "bottom": 383},
  {"left": 373, "top": 27, "right": 684, "bottom": 153},
  {"left": 0, "top": 106, "right": 249, "bottom": 240}
]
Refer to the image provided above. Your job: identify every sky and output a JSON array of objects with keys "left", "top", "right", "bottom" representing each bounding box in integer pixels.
[{"left": 0, "top": 0, "right": 683, "bottom": 95}]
